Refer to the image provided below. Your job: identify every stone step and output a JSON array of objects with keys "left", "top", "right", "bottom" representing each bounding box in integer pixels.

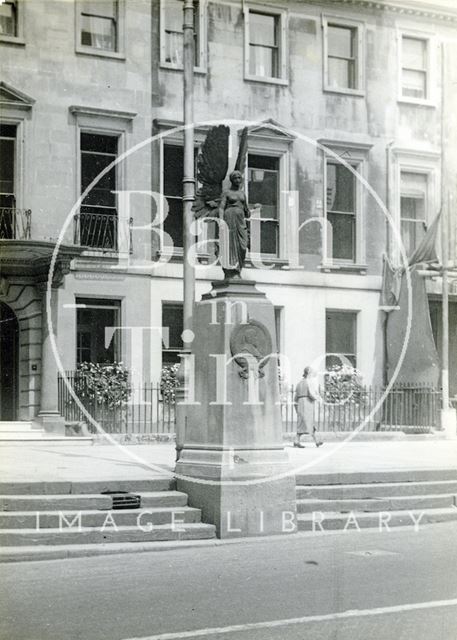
[
  {"left": 295, "top": 469, "right": 457, "bottom": 486},
  {"left": 0, "top": 490, "right": 188, "bottom": 512},
  {"left": 0, "top": 478, "right": 176, "bottom": 495},
  {"left": 0, "top": 436, "right": 93, "bottom": 444},
  {"left": 0, "top": 522, "right": 216, "bottom": 546},
  {"left": 297, "top": 506, "right": 457, "bottom": 531},
  {"left": 295, "top": 480, "right": 457, "bottom": 500},
  {"left": 0, "top": 506, "right": 202, "bottom": 529},
  {"left": 296, "top": 494, "right": 457, "bottom": 514},
  {"left": 0, "top": 433, "right": 47, "bottom": 439},
  {"left": 0, "top": 421, "right": 34, "bottom": 429},
  {"left": 0, "top": 422, "right": 37, "bottom": 432}
]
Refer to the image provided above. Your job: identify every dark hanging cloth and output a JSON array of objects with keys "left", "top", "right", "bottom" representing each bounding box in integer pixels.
[{"left": 385, "top": 266, "right": 440, "bottom": 385}]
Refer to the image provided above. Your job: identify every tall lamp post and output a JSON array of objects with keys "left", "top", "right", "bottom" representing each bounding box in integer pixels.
[
  {"left": 175, "top": 0, "right": 196, "bottom": 462},
  {"left": 182, "top": 0, "right": 195, "bottom": 347}
]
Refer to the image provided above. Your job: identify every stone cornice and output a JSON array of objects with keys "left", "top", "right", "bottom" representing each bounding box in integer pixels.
[
  {"left": 314, "top": 0, "right": 457, "bottom": 23},
  {"left": 69, "top": 105, "right": 137, "bottom": 121},
  {"left": 0, "top": 241, "right": 83, "bottom": 287}
]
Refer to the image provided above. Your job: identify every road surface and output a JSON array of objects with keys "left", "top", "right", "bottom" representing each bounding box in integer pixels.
[{"left": 1, "top": 522, "right": 457, "bottom": 640}]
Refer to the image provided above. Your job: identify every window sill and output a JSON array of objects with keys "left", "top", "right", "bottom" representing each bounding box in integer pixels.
[
  {"left": 75, "top": 46, "right": 126, "bottom": 61},
  {"left": 397, "top": 97, "right": 436, "bottom": 108},
  {"left": 156, "top": 248, "right": 211, "bottom": 264},
  {"left": 160, "top": 62, "right": 207, "bottom": 75},
  {"left": 324, "top": 86, "right": 365, "bottom": 98},
  {"left": 244, "top": 74, "right": 288, "bottom": 87},
  {"left": 77, "top": 249, "right": 127, "bottom": 260},
  {"left": 245, "top": 256, "right": 289, "bottom": 269},
  {"left": 319, "top": 262, "right": 368, "bottom": 275},
  {"left": 0, "top": 35, "right": 25, "bottom": 46}
]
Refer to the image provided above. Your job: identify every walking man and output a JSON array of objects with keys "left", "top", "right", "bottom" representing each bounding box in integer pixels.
[{"left": 294, "top": 366, "right": 323, "bottom": 448}]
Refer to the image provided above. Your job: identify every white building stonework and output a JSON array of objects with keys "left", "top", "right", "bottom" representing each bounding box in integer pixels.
[{"left": 1, "top": 0, "right": 456, "bottom": 425}]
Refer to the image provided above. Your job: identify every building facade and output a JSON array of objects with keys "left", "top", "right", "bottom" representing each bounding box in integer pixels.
[{"left": 1, "top": 0, "right": 456, "bottom": 427}]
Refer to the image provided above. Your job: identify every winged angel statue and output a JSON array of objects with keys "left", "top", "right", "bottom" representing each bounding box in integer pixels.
[{"left": 193, "top": 125, "right": 249, "bottom": 279}]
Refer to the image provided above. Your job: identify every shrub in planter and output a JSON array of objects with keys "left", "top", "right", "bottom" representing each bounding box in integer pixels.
[
  {"left": 160, "top": 364, "right": 180, "bottom": 403},
  {"left": 324, "top": 364, "right": 366, "bottom": 406},
  {"left": 75, "top": 362, "right": 131, "bottom": 409}
]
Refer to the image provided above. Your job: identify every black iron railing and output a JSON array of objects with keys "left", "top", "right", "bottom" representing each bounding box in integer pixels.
[
  {"left": 281, "top": 382, "right": 440, "bottom": 433},
  {"left": 0, "top": 208, "right": 32, "bottom": 240},
  {"left": 59, "top": 372, "right": 440, "bottom": 435},
  {"left": 74, "top": 211, "right": 133, "bottom": 253},
  {"left": 58, "top": 372, "right": 175, "bottom": 435}
]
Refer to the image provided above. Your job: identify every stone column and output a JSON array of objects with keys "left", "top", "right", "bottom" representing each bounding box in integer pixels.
[
  {"left": 37, "top": 284, "right": 65, "bottom": 434},
  {"left": 175, "top": 279, "right": 297, "bottom": 538}
]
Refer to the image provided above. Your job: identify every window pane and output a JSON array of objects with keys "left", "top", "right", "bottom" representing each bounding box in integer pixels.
[
  {"left": 400, "top": 196, "right": 425, "bottom": 222},
  {"left": 165, "top": 0, "right": 183, "bottom": 33},
  {"left": 401, "top": 172, "right": 427, "bottom": 196},
  {"left": 328, "top": 212, "right": 355, "bottom": 261},
  {"left": 0, "top": 138, "right": 15, "bottom": 199},
  {"left": 328, "top": 57, "right": 355, "bottom": 89},
  {"left": 164, "top": 0, "right": 200, "bottom": 66},
  {"left": 260, "top": 220, "right": 278, "bottom": 255},
  {"left": 248, "top": 155, "right": 279, "bottom": 218},
  {"left": 163, "top": 146, "right": 183, "bottom": 249},
  {"left": 249, "top": 44, "right": 278, "bottom": 78},
  {"left": 326, "top": 311, "right": 356, "bottom": 367},
  {"left": 84, "top": 1, "right": 117, "bottom": 19},
  {"left": 402, "top": 37, "right": 426, "bottom": 70},
  {"left": 162, "top": 304, "right": 183, "bottom": 350},
  {"left": 250, "top": 12, "right": 277, "bottom": 47},
  {"left": 328, "top": 25, "right": 354, "bottom": 58},
  {"left": 164, "top": 145, "right": 183, "bottom": 198},
  {"left": 401, "top": 219, "right": 425, "bottom": 258},
  {"left": 81, "top": 133, "right": 117, "bottom": 154},
  {"left": 165, "top": 30, "right": 183, "bottom": 65},
  {"left": 327, "top": 163, "right": 355, "bottom": 213},
  {"left": 402, "top": 69, "right": 426, "bottom": 99},
  {"left": 164, "top": 197, "right": 183, "bottom": 249},
  {"left": 400, "top": 172, "right": 427, "bottom": 259},
  {"left": 81, "top": 153, "right": 116, "bottom": 207},
  {"left": 76, "top": 300, "right": 120, "bottom": 365},
  {"left": 81, "top": 14, "right": 116, "bottom": 51},
  {"left": 163, "top": 145, "right": 198, "bottom": 249},
  {"left": 0, "top": 1, "right": 17, "bottom": 36}
]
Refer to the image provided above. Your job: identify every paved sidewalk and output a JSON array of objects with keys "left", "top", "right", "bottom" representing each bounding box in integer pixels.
[{"left": 1, "top": 439, "right": 456, "bottom": 483}]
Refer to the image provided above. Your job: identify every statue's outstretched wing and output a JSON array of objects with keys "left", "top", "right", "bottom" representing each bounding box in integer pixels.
[
  {"left": 193, "top": 125, "right": 229, "bottom": 219},
  {"left": 234, "top": 127, "right": 249, "bottom": 175}
]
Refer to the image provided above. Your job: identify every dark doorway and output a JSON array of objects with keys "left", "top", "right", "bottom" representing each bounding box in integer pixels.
[{"left": 0, "top": 302, "right": 19, "bottom": 420}]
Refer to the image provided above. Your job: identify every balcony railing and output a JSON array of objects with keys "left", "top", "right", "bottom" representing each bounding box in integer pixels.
[
  {"left": 74, "top": 211, "right": 133, "bottom": 253},
  {"left": 0, "top": 208, "right": 32, "bottom": 240}
]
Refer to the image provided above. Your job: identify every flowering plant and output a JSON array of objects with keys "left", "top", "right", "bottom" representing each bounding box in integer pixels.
[
  {"left": 324, "top": 364, "right": 366, "bottom": 405},
  {"left": 160, "top": 364, "right": 180, "bottom": 402},
  {"left": 74, "top": 362, "right": 131, "bottom": 409}
]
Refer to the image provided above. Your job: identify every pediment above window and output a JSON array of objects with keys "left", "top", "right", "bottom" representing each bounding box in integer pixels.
[
  {"left": 0, "top": 82, "right": 35, "bottom": 110},
  {"left": 247, "top": 119, "right": 296, "bottom": 143}
]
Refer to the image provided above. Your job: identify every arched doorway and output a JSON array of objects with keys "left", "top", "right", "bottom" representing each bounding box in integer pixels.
[{"left": 0, "top": 302, "right": 19, "bottom": 420}]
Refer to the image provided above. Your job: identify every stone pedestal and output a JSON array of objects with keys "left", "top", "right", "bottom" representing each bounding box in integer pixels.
[{"left": 175, "top": 279, "right": 296, "bottom": 538}]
